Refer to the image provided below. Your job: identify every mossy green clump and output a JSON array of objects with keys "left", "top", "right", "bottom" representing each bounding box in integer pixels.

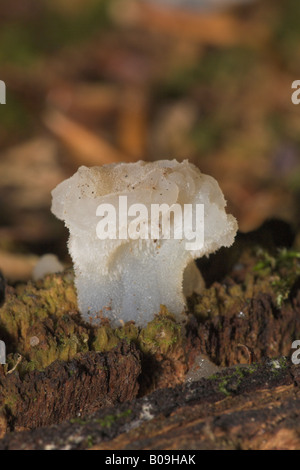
[
  {"left": 192, "top": 273, "right": 256, "bottom": 321},
  {"left": 70, "top": 409, "right": 132, "bottom": 430},
  {"left": 91, "top": 324, "right": 121, "bottom": 353},
  {"left": 191, "top": 247, "right": 300, "bottom": 320},
  {"left": 0, "top": 271, "right": 184, "bottom": 375},
  {"left": 1, "top": 270, "right": 77, "bottom": 340},
  {"left": 0, "top": 270, "right": 90, "bottom": 372},
  {"left": 211, "top": 357, "right": 289, "bottom": 398},
  {"left": 139, "top": 306, "right": 183, "bottom": 356},
  {"left": 208, "top": 365, "right": 258, "bottom": 398},
  {"left": 269, "top": 356, "right": 288, "bottom": 376},
  {"left": 217, "top": 367, "right": 247, "bottom": 397},
  {"left": 1, "top": 245, "right": 298, "bottom": 377},
  {"left": 94, "top": 409, "right": 132, "bottom": 428},
  {"left": 253, "top": 248, "right": 300, "bottom": 307},
  {"left": 92, "top": 305, "right": 184, "bottom": 357}
]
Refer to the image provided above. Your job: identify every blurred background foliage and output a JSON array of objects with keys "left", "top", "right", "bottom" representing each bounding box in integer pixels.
[{"left": 0, "top": 0, "right": 300, "bottom": 281}]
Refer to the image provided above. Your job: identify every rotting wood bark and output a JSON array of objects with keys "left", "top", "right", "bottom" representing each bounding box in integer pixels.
[
  {"left": 0, "top": 357, "right": 299, "bottom": 450},
  {"left": 0, "top": 341, "right": 141, "bottom": 436}
]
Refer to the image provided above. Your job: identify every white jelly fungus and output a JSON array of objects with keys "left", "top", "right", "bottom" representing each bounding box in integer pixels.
[{"left": 51, "top": 160, "right": 237, "bottom": 326}]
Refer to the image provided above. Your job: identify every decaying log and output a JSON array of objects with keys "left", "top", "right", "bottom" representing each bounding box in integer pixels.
[
  {"left": 0, "top": 341, "right": 141, "bottom": 436},
  {"left": 1, "top": 357, "right": 300, "bottom": 450}
]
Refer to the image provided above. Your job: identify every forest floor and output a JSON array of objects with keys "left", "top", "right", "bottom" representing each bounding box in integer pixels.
[
  {"left": 0, "top": 220, "right": 300, "bottom": 449},
  {"left": 0, "top": 0, "right": 300, "bottom": 450}
]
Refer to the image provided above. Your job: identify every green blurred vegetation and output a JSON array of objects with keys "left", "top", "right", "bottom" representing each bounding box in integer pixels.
[
  {"left": 158, "top": 46, "right": 256, "bottom": 98},
  {"left": 274, "top": 0, "right": 300, "bottom": 73},
  {"left": 0, "top": 0, "right": 110, "bottom": 66}
]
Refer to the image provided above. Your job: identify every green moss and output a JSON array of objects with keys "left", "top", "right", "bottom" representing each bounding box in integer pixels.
[
  {"left": 208, "top": 373, "right": 219, "bottom": 381},
  {"left": 92, "top": 324, "right": 124, "bottom": 352},
  {"left": 69, "top": 417, "right": 87, "bottom": 425},
  {"left": 191, "top": 246, "right": 300, "bottom": 321},
  {"left": 91, "top": 305, "right": 184, "bottom": 358},
  {"left": 279, "top": 356, "right": 288, "bottom": 369},
  {"left": 248, "top": 363, "right": 259, "bottom": 374},
  {"left": 254, "top": 248, "right": 300, "bottom": 307},
  {"left": 1, "top": 244, "right": 297, "bottom": 378},
  {"left": 216, "top": 367, "right": 249, "bottom": 397},
  {"left": 115, "top": 322, "right": 139, "bottom": 344},
  {"left": 94, "top": 409, "right": 132, "bottom": 428},
  {"left": 269, "top": 357, "right": 288, "bottom": 376},
  {"left": 218, "top": 379, "right": 232, "bottom": 397},
  {"left": 86, "top": 435, "right": 94, "bottom": 448},
  {"left": 138, "top": 306, "right": 183, "bottom": 355},
  {"left": 0, "top": 271, "right": 184, "bottom": 377},
  {"left": 70, "top": 409, "right": 133, "bottom": 429},
  {"left": 0, "top": 271, "right": 91, "bottom": 371}
]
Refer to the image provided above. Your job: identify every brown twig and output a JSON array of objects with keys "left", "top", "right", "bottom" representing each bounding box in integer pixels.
[{"left": 44, "top": 109, "right": 131, "bottom": 166}]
